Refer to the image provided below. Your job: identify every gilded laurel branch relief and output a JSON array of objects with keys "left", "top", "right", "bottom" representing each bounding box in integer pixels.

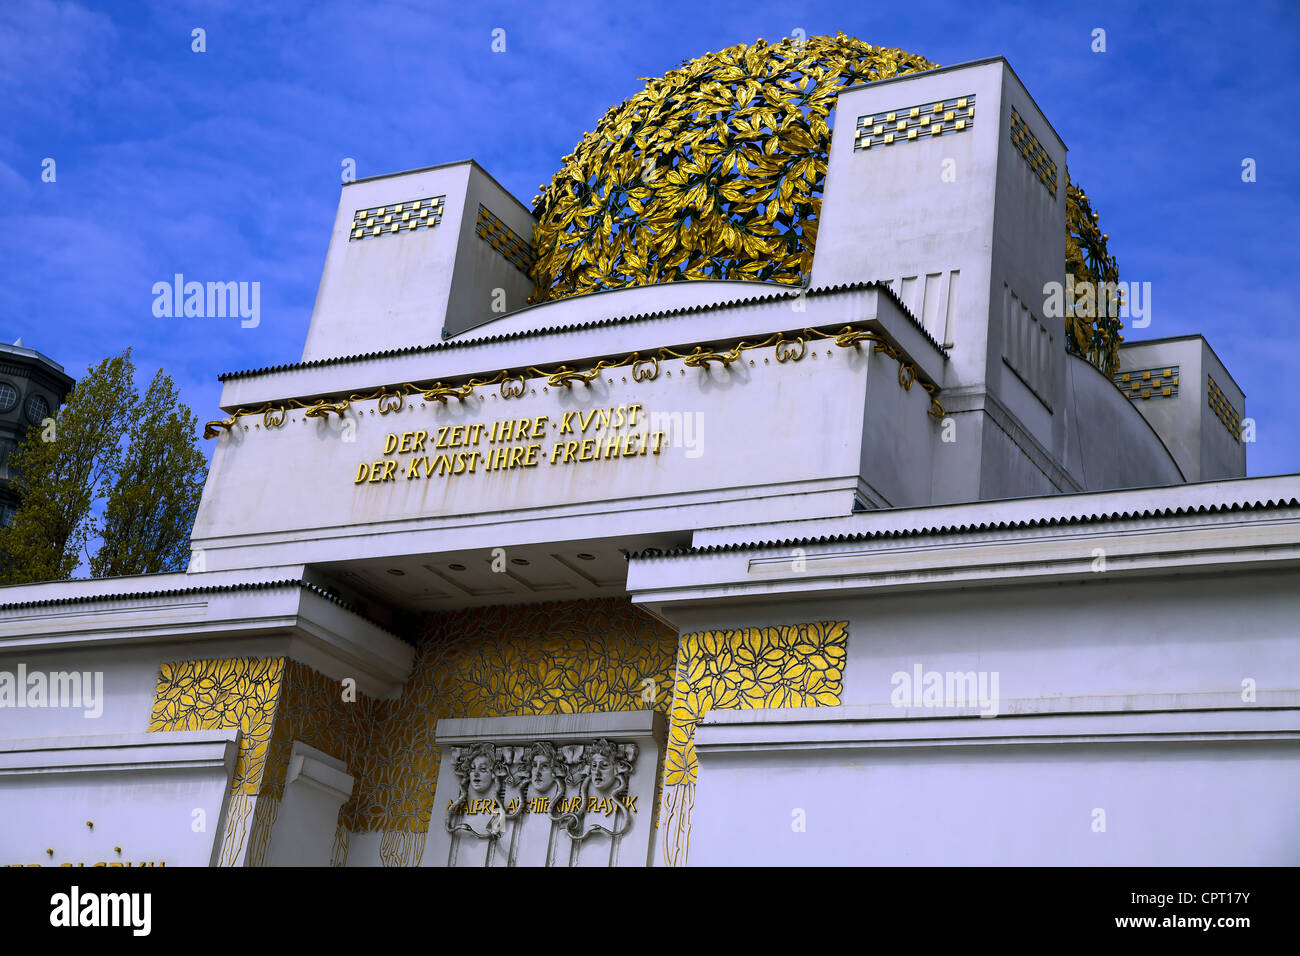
[
  {"left": 659, "top": 621, "right": 848, "bottom": 866},
  {"left": 147, "top": 656, "right": 379, "bottom": 867},
  {"left": 145, "top": 608, "right": 829, "bottom": 867},
  {"left": 250, "top": 660, "right": 380, "bottom": 866},
  {"left": 348, "top": 598, "right": 677, "bottom": 867},
  {"left": 147, "top": 657, "right": 285, "bottom": 867},
  {"left": 530, "top": 36, "right": 937, "bottom": 300},
  {"left": 527, "top": 33, "right": 1122, "bottom": 375}
]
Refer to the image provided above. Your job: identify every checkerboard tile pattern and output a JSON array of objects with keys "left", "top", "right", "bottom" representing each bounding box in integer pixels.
[
  {"left": 855, "top": 95, "right": 975, "bottom": 151},
  {"left": 1009, "top": 108, "right": 1058, "bottom": 197},
  {"left": 1207, "top": 375, "right": 1241, "bottom": 440},
  {"left": 350, "top": 196, "right": 445, "bottom": 241},
  {"left": 1114, "top": 365, "right": 1180, "bottom": 401},
  {"left": 475, "top": 204, "right": 536, "bottom": 274}
]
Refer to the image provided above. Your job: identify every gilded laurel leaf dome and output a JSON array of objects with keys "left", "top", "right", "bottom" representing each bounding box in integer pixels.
[{"left": 530, "top": 33, "right": 1122, "bottom": 373}]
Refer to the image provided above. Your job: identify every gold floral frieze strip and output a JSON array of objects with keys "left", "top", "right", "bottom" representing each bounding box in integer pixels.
[
  {"left": 1009, "top": 109, "right": 1057, "bottom": 197},
  {"left": 350, "top": 196, "right": 445, "bottom": 241},
  {"left": 855, "top": 94, "right": 974, "bottom": 151},
  {"left": 476, "top": 204, "right": 536, "bottom": 274},
  {"left": 664, "top": 622, "right": 848, "bottom": 788},
  {"left": 203, "top": 322, "right": 946, "bottom": 439},
  {"left": 148, "top": 656, "right": 286, "bottom": 796},
  {"left": 659, "top": 621, "right": 847, "bottom": 867},
  {"left": 349, "top": 598, "right": 677, "bottom": 838},
  {"left": 147, "top": 656, "right": 287, "bottom": 867}
]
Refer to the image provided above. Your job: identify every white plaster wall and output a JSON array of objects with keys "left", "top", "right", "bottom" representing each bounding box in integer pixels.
[
  {"left": 0, "top": 731, "right": 237, "bottom": 868},
  {"left": 0, "top": 639, "right": 299, "bottom": 741},
  {"left": 860, "top": 345, "right": 939, "bottom": 507},
  {"left": 1116, "top": 338, "right": 1201, "bottom": 480},
  {"left": 987, "top": 65, "right": 1068, "bottom": 461},
  {"left": 1, "top": 768, "right": 232, "bottom": 867},
  {"left": 977, "top": 410, "right": 1059, "bottom": 498},
  {"left": 1116, "top": 337, "right": 1245, "bottom": 482},
  {"left": 302, "top": 163, "right": 472, "bottom": 361},
  {"left": 194, "top": 343, "right": 879, "bottom": 570},
  {"left": 690, "top": 737, "right": 1300, "bottom": 865},
  {"left": 263, "top": 743, "right": 353, "bottom": 867},
  {"left": 813, "top": 61, "right": 1003, "bottom": 391},
  {"left": 1198, "top": 342, "right": 1247, "bottom": 480},
  {"left": 1063, "top": 353, "right": 1183, "bottom": 489},
  {"left": 669, "top": 566, "right": 1299, "bottom": 865},
  {"left": 670, "top": 569, "right": 1298, "bottom": 708},
  {"left": 444, "top": 166, "right": 537, "bottom": 337}
]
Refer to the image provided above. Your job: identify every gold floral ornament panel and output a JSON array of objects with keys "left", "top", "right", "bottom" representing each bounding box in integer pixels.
[
  {"left": 664, "top": 621, "right": 848, "bottom": 788},
  {"left": 148, "top": 657, "right": 286, "bottom": 795},
  {"left": 260, "top": 660, "right": 381, "bottom": 822},
  {"left": 529, "top": 34, "right": 937, "bottom": 302},
  {"left": 349, "top": 598, "right": 677, "bottom": 838}
]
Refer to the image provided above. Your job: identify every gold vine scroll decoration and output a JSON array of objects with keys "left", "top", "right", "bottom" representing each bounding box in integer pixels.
[
  {"left": 202, "top": 324, "right": 945, "bottom": 438},
  {"left": 1065, "top": 182, "right": 1124, "bottom": 376}
]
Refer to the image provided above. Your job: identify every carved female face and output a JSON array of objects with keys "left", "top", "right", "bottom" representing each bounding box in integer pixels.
[
  {"left": 530, "top": 753, "right": 555, "bottom": 793},
  {"left": 468, "top": 754, "right": 495, "bottom": 795},
  {"left": 588, "top": 752, "right": 617, "bottom": 792}
]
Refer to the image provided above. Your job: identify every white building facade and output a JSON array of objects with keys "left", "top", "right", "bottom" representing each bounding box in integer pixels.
[{"left": 2, "top": 58, "right": 1295, "bottom": 867}]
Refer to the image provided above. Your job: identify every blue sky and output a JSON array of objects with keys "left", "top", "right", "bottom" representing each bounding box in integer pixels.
[{"left": 2, "top": 0, "right": 1298, "bottom": 476}]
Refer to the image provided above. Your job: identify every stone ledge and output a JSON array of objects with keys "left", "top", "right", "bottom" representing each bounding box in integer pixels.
[
  {"left": 436, "top": 710, "right": 665, "bottom": 745},
  {"left": 0, "top": 729, "right": 239, "bottom": 776}
]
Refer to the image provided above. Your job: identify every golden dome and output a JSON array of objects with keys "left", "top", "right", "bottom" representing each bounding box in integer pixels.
[{"left": 531, "top": 33, "right": 1121, "bottom": 372}]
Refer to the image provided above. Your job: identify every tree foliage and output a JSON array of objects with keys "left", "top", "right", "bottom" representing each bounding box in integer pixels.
[
  {"left": 91, "top": 369, "right": 207, "bottom": 577},
  {"left": 0, "top": 350, "right": 206, "bottom": 583}
]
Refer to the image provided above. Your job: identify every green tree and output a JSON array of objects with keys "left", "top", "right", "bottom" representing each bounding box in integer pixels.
[
  {"left": 0, "top": 350, "right": 135, "bottom": 584},
  {"left": 0, "top": 349, "right": 208, "bottom": 584},
  {"left": 91, "top": 369, "right": 207, "bottom": 577}
]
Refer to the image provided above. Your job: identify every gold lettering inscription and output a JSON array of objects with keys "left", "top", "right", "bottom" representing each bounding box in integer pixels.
[
  {"left": 354, "top": 404, "right": 668, "bottom": 486},
  {"left": 6, "top": 861, "right": 166, "bottom": 867}
]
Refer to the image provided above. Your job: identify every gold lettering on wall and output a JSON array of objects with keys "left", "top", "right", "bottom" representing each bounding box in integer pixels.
[
  {"left": 352, "top": 404, "right": 667, "bottom": 484},
  {"left": 5, "top": 861, "right": 167, "bottom": 867}
]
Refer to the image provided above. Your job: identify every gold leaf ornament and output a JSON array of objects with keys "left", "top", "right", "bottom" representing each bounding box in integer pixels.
[
  {"left": 529, "top": 35, "right": 1122, "bottom": 382},
  {"left": 530, "top": 35, "right": 937, "bottom": 302}
]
